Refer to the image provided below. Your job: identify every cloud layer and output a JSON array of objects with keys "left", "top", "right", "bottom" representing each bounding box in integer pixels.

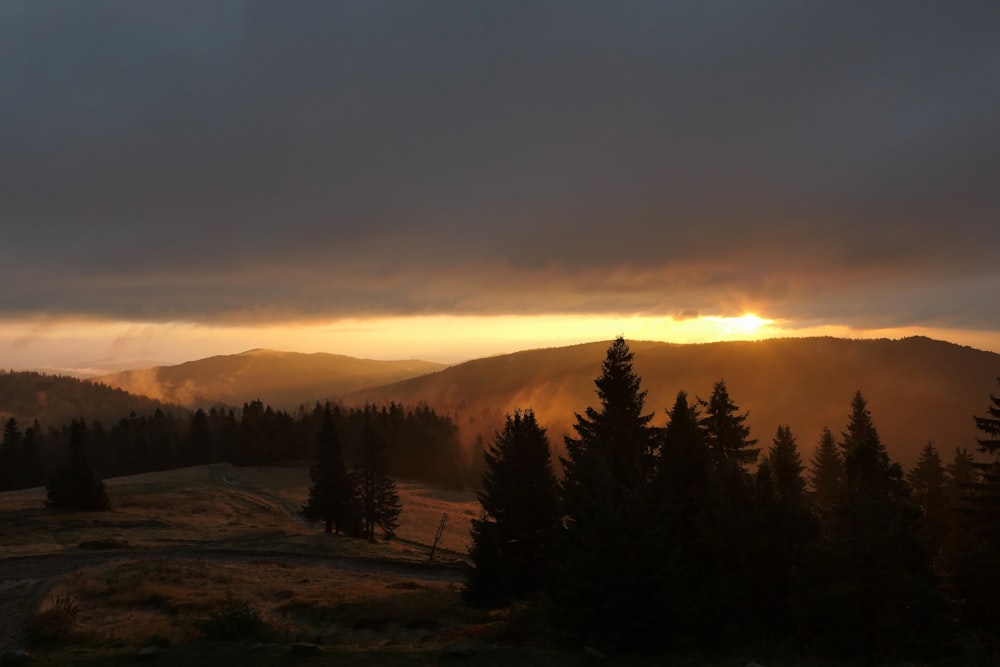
[{"left": 3, "top": 2, "right": 999, "bottom": 331}]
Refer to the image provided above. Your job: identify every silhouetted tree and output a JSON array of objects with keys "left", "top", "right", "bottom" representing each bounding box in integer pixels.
[
  {"left": 20, "top": 421, "right": 44, "bottom": 488},
  {"left": 793, "top": 392, "right": 949, "bottom": 658},
  {"left": 699, "top": 379, "right": 759, "bottom": 472},
  {"left": 0, "top": 417, "right": 22, "bottom": 490},
  {"left": 466, "top": 409, "right": 559, "bottom": 605},
  {"left": 952, "top": 379, "right": 1000, "bottom": 631},
  {"left": 908, "top": 442, "right": 949, "bottom": 569},
  {"left": 552, "top": 337, "right": 662, "bottom": 650},
  {"left": 358, "top": 415, "right": 401, "bottom": 541},
  {"left": 748, "top": 425, "right": 815, "bottom": 633},
  {"left": 809, "top": 426, "right": 841, "bottom": 513},
  {"left": 302, "top": 405, "right": 360, "bottom": 535},
  {"left": 45, "top": 420, "right": 110, "bottom": 511},
  {"left": 767, "top": 424, "right": 807, "bottom": 508},
  {"left": 653, "top": 390, "right": 714, "bottom": 639}
]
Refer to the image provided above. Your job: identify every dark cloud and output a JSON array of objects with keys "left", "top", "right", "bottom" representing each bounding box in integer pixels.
[{"left": 2, "top": 1, "right": 999, "bottom": 330}]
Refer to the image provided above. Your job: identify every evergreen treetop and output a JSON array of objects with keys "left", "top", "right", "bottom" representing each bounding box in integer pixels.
[
  {"left": 698, "top": 379, "right": 759, "bottom": 471},
  {"left": 563, "top": 336, "right": 657, "bottom": 494},
  {"left": 973, "top": 378, "right": 1000, "bottom": 454},
  {"left": 767, "top": 424, "right": 806, "bottom": 507},
  {"left": 809, "top": 426, "right": 842, "bottom": 512},
  {"left": 467, "top": 408, "right": 559, "bottom": 605}
]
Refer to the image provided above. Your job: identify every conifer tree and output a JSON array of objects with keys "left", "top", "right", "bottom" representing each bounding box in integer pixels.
[
  {"left": 809, "top": 427, "right": 841, "bottom": 513},
  {"left": 657, "top": 391, "right": 710, "bottom": 507},
  {"left": 793, "top": 392, "right": 949, "bottom": 658},
  {"left": 466, "top": 409, "right": 559, "bottom": 605},
  {"left": 552, "top": 337, "right": 662, "bottom": 650},
  {"left": 974, "top": 378, "right": 1000, "bottom": 453},
  {"left": 767, "top": 424, "right": 806, "bottom": 508},
  {"left": 952, "top": 379, "right": 1000, "bottom": 630},
  {"left": 302, "top": 405, "right": 359, "bottom": 535},
  {"left": 563, "top": 336, "right": 657, "bottom": 495},
  {"left": 752, "top": 425, "right": 815, "bottom": 634},
  {"left": 0, "top": 417, "right": 21, "bottom": 491},
  {"left": 654, "top": 390, "right": 714, "bottom": 638},
  {"left": 20, "top": 421, "right": 44, "bottom": 488},
  {"left": 907, "top": 442, "right": 948, "bottom": 566},
  {"left": 46, "top": 419, "right": 110, "bottom": 511},
  {"left": 359, "top": 415, "right": 402, "bottom": 541},
  {"left": 699, "top": 379, "right": 759, "bottom": 472}
]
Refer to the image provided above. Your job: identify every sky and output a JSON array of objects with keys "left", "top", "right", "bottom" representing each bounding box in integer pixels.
[{"left": 2, "top": 2, "right": 999, "bottom": 373}]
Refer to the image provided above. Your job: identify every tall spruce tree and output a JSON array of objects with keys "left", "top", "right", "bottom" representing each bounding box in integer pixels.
[
  {"left": 699, "top": 380, "right": 759, "bottom": 472},
  {"left": 751, "top": 425, "right": 815, "bottom": 634},
  {"left": 466, "top": 409, "right": 559, "bottom": 605},
  {"left": 907, "top": 442, "right": 949, "bottom": 569},
  {"left": 552, "top": 337, "right": 662, "bottom": 650},
  {"left": 302, "top": 405, "right": 359, "bottom": 535},
  {"left": 359, "top": 415, "right": 402, "bottom": 541},
  {"left": 953, "top": 379, "right": 1000, "bottom": 630},
  {"left": 767, "top": 424, "right": 807, "bottom": 508},
  {"left": 46, "top": 419, "right": 110, "bottom": 511},
  {"left": 793, "top": 392, "right": 949, "bottom": 658},
  {"left": 0, "top": 417, "right": 21, "bottom": 491},
  {"left": 654, "top": 390, "right": 715, "bottom": 639},
  {"left": 809, "top": 427, "right": 842, "bottom": 513}
]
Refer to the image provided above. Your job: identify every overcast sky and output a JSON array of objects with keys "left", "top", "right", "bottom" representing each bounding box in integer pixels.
[{"left": 2, "top": 2, "right": 999, "bottom": 367}]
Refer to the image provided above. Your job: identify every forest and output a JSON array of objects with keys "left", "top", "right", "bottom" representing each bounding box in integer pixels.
[{"left": 465, "top": 338, "right": 1000, "bottom": 660}]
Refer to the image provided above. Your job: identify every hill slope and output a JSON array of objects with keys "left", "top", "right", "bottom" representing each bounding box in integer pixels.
[
  {"left": 345, "top": 337, "right": 1000, "bottom": 469},
  {"left": 0, "top": 371, "right": 181, "bottom": 428},
  {"left": 97, "top": 349, "right": 447, "bottom": 410}
]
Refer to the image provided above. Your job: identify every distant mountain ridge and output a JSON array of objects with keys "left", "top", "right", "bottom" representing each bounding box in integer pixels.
[
  {"left": 17, "top": 337, "right": 999, "bottom": 471},
  {"left": 0, "top": 370, "right": 182, "bottom": 428},
  {"left": 96, "top": 349, "right": 447, "bottom": 410},
  {"left": 344, "top": 336, "right": 1000, "bottom": 469}
]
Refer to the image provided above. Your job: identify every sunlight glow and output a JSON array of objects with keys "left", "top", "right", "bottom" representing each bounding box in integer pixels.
[{"left": 2, "top": 314, "right": 999, "bottom": 376}]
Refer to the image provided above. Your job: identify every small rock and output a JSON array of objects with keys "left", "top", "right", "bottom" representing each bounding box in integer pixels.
[
  {"left": 136, "top": 645, "right": 160, "bottom": 660},
  {"left": 290, "top": 642, "right": 320, "bottom": 656},
  {"left": 583, "top": 646, "right": 607, "bottom": 659}
]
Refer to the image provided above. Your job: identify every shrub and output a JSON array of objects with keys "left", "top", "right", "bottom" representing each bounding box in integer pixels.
[
  {"left": 24, "top": 594, "right": 81, "bottom": 646},
  {"left": 199, "top": 597, "right": 270, "bottom": 641}
]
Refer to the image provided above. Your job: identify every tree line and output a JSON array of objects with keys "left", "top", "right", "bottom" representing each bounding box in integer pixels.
[
  {"left": 0, "top": 400, "right": 467, "bottom": 498},
  {"left": 466, "top": 337, "right": 1000, "bottom": 659}
]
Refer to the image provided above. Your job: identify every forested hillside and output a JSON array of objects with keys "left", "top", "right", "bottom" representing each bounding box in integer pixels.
[
  {"left": 0, "top": 371, "right": 182, "bottom": 427},
  {"left": 346, "top": 336, "right": 1000, "bottom": 469}
]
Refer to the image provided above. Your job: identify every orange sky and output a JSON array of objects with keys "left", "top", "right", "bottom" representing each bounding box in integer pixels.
[{"left": 3, "top": 314, "right": 998, "bottom": 376}]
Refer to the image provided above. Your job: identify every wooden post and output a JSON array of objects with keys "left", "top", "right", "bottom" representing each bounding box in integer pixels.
[{"left": 429, "top": 512, "right": 448, "bottom": 560}]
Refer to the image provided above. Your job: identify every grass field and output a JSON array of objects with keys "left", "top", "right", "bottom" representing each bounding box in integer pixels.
[{"left": 0, "top": 464, "right": 520, "bottom": 665}]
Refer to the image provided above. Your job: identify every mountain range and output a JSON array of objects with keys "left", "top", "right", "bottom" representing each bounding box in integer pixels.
[{"left": 4, "top": 337, "right": 998, "bottom": 471}]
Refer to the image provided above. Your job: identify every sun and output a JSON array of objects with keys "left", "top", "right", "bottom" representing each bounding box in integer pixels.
[
  {"left": 699, "top": 313, "right": 773, "bottom": 338},
  {"left": 728, "top": 314, "right": 770, "bottom": 334}
]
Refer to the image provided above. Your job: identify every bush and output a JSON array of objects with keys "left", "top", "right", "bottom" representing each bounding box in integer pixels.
[
  {"left": 199, "top": 598, "right": 271, "bottom": 642},
  {"left": 24, "top": 595, "right": 81, "bottom": 646}
]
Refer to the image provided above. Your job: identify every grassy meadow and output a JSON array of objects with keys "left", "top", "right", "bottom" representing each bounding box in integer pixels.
[{"left": 0, "top": 464, "right": 547, "bottom": 665}]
